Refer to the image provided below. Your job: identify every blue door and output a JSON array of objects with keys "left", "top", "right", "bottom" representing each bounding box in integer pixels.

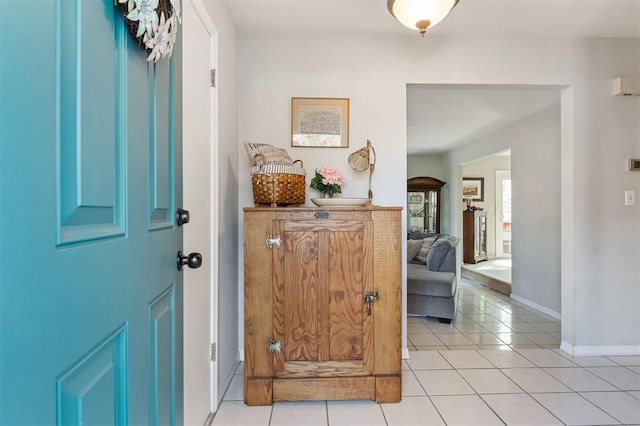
[{"left": 0, "top": 1, "right": 183, "bottom": 424}]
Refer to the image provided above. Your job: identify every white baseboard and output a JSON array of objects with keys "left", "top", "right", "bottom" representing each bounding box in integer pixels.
[
  {"left": 221, "top": 359, "right": 237, "bottom": 390},
  {"left": 402, "top": 347, "right": 410, "bottom": 360},
  {"left": 239, "top": 349, "right": 244, "bottom": 362},
  {"left": 510, "top": 293, "right": 561, "bottom": 320},
  {"left": 561, "top": 341, "right": 640, "bottom": 356},
  {"left": 560, "top": 341, "right": 573, "bottom": 355}
]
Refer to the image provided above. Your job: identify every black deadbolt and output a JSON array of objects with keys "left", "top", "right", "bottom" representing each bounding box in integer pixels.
[{"left": 176, "top": 208, "right": 190, "bottom": 227}]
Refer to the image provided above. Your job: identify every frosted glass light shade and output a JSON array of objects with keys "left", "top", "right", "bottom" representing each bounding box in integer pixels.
[{"left": 387, "top": 0, "right": 459, "bottom": 35}]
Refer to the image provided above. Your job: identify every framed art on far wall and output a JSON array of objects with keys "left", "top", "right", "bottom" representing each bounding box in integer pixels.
[
  {"left": 291, "top": 97, "right": 349, "bottom": 148},
  {"left": 462, "top": 177, "right": 485, "bottom": 202}
]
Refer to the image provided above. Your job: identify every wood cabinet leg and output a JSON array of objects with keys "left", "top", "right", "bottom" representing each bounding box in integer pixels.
[
  {"left": 245, "top": 378, "right": 273, "bottom": 406},
  {"left": 375, "top": 375, "right": 401, "bottom": 403}
]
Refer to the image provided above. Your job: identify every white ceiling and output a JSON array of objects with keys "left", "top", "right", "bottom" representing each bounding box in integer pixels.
[
  {"left": 226, "top": 0, "right": 640, "bottom": 38},
  {"left": 406, "top": 85, "right": 561, "bottom": 154},
  {"left": 225, "top": 0, "right": 639, "bottom": 154}
]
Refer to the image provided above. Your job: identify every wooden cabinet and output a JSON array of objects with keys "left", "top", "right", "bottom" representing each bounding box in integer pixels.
[
  {"left": 243, "top": 206, "right": 402, "bottom": 406},
  {"left": 463, "top": 210, "right": 488, "bottom": 264},
  {"left": 407, "top": 177, "right": 446, "bottom": 234}
]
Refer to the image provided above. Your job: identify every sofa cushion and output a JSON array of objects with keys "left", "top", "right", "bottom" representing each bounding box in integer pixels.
[
  {"left": 407, "top": 264, "right": 456, "bottom": 298},
  {"left": 435, "top": 234, "right": 460, "bottom": 247},
  {"left": 407, "top": 239, "right": 423, "bottom": 262},
  {"left": 426, "top": 238, "right": 457, "bottom": 273},
  {"left": 414, "top": 236, "right": 437, "bottom": 264}
]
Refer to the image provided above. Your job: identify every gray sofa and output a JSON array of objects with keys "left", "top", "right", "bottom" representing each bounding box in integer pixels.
[{"left": 407, "top": 234, "right": 459, "bottom": 323}]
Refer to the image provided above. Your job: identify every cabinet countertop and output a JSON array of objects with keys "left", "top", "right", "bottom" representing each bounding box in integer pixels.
[{"left": 244, "top": 205, "right": 403, "bottom": 212}]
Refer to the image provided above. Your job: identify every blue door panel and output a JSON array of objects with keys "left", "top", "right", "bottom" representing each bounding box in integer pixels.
[
  {"left": 149, "top": 286, "right": 176, "bottom": 425},
  {"left": 58, "top": 0, "right": 126, "bottom": 245},
  {"left": 56, "top": 325, "right": 127, "bottom": 425},
  {"left": 149, "top": 60, "right": 175, "bottom": 229}
]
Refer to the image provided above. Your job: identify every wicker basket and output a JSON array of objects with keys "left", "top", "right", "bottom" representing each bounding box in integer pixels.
[{"left": 250, "top": 155, "right": 306, "bottom": 207}]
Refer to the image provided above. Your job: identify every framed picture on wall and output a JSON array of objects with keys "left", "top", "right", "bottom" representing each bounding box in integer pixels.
[
  {"left": 462, "top": 177, "right": 484, "bottom": 201},
  {"left": 291, "top": 97, "right": 349, "bottom": 148}
]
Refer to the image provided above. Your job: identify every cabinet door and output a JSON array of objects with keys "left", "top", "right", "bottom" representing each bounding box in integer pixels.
[{"left": 273, "top": 219, "right": 374, "bottom": 378}]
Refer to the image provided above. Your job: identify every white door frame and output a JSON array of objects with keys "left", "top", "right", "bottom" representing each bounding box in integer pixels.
[
  {"left": 495, "top": 169, "right": 511, "bottom": 258},
  {"left": 183, "top": 0, "right": 220, "bottom": 417}
]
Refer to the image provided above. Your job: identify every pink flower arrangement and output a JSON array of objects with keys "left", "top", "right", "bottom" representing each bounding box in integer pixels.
[{"left": 310, "top": 165, "right": 345, "bottom": 196}]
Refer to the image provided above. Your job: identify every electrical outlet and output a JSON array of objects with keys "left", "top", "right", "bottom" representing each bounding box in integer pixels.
[{"left": 625, "top": 190, "right": 635, "bottom": 206}]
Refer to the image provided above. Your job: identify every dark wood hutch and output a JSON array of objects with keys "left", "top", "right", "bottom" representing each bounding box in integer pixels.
[{"left": 407, "top": 176, "right": 446, "bottom": 234}]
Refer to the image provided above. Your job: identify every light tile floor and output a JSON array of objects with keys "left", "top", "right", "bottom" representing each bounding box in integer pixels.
[
  {"left": 406, "top": 277, "right": 561, "bottom": 352},
  {"left": 213, "top": 279, "right": 640, "bottom": 425}
]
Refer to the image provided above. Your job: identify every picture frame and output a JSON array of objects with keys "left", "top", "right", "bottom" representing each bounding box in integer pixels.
[
  {"left": 462, "top": 177, "right": 485, "bottom": 202},
  {"left": 291, "top": 97, "right": 349, "bottom": 148}
]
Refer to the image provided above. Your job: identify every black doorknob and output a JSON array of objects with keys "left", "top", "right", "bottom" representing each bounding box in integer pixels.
[{"left": 177, "top": 250, "right": 202, "bottom": 271}]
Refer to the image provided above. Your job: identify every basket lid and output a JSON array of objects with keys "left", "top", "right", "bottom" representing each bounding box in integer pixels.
[{"left": 250, "top": 164, "right": 306, "bottom": 176}]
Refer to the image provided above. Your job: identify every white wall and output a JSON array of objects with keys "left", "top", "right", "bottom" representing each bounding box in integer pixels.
[
  {"left": 512, "top": 107, "right": 561, "bottom": 314},
  {"left": 201, "top": 0, "right": 240, "bottom": 402},
  {"left": 238, "top": 33, "right": 640, "bottom": 355},
  {"left": 569, "top": 39, "right": 640, "bottom": 353},
  {"left": 408, "top": 154, "right": 444, "bottom": 180},
  {"left": 448, "top": 105, "right": 562, "bottom": 314}
]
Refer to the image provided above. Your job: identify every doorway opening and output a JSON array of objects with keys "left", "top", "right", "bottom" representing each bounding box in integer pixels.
[
  {"left": 406, "top": 83, "right": 563, "bottom": 354},
  {"left": 460, "top": 152, "right": 512, "bottom": 296}
]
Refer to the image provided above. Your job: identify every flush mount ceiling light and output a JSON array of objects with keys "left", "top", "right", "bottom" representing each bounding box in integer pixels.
[{"left": 387, "top": 0, "right": 459, "bottom": 36}]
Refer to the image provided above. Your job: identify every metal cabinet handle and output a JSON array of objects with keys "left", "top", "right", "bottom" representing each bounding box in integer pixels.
[
  {"left": 364, "top": 289, "right": 379, "bottom": 315},
  {"left": 266, "top": 235, "right": 281, "bottom": 249}
]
